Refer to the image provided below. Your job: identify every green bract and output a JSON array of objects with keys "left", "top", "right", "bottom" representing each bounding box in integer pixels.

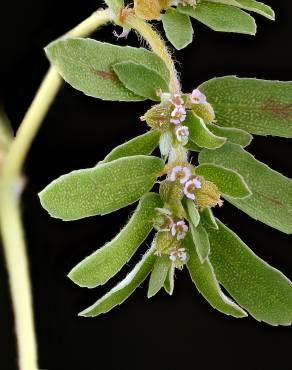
[
  {"left": 39, "top": 155, "right": 164, "bottom": 221},
  {"left": 46, "top": 38, "right": 170, "bottom": 101}
]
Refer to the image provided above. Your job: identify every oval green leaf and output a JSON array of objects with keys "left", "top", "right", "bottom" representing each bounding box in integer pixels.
[
  {"left": 147, "top": 255, "right": 171, "bottom": 298},
  {"left": 196, "top": 163, "right": 251, "bottom": 198},
  {"left": 164, "top": 264, "right": 175, "bottom": 295},
  {"left": 200, "top": 76, "right": 292, "bottom": 137},
  {"left": 184, "top": 111, "right": 226, "bottom": 149},
  {"left": 68, "top": 193, "right": 162, "bottom": 288},
  {"left": 206, "top": 0, "right": 275, "bottom": 20},
  {"left": 190, "top": 223, "right": 210, "bottom": 262},
  {"left": 208, "top": 220, "right": 292, "bottom": 326},
  {"left": 79, "top": 244, "right": 156, "bottom": 317},
  {"left": 39, "top": 155, "right": 164, "bottom": 221},
  {"left": 200, "top": 207, "right": 218, "bottom": 230},
  {"left": 46, "top": 38, "right": 169, "bottom": 101},
  {"left": 208, "top": 124, "right": 252, "bottom": 147},
  {"left": 113, "top": 61, "right": 169, "bottom": 101},
  {"left": 199, "top": 142, "right": 292, "bottom": 234},
  {"left": 183, "top": 198, "right": 200, "bottom": 227},
  {"left": 161, "top": 8, "right": 193, "bottom": 50},
  {"left": 184, "top": 233, "right": 247, "bottom": 318},
  {"left": 177, "top": 2, "right": 256, "bottom": 35},
  {"left": 102, "top": 130, "right": 160, "bottom": 163}
]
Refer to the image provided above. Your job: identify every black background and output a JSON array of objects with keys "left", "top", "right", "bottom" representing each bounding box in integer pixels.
[{"left": 0, "top": 1, "right": 292, "bottom": 369}]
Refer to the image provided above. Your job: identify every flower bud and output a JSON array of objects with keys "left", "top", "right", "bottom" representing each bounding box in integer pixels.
[
  {"left": 154, "top": 231, "right": 177, "bottom": 255},
  {"left": 195, "top": 180, "right": 223, "bottom": 208},
  {"left": 141, "top": 104, "right": 170, "bottom": 130}
]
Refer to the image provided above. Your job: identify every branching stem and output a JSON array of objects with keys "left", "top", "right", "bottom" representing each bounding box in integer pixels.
[{"left": 0, "top": 8, "right": 113, "bottom": 370}]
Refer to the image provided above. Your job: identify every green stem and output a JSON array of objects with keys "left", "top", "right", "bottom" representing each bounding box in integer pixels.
[
  {"left": 0, "top": 8, "right": 112, "bottom": 370},
  {"left": 124, "top": 15, "right": 181, "bottom": 94}
]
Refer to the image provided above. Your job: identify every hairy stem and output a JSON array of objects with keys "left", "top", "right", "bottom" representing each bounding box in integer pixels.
[
  {"left": 0, "top": 8, "right": 112, "bottom": 370},
  {"left": 125, "top": 15, "right": 181, "bottom": 94}
]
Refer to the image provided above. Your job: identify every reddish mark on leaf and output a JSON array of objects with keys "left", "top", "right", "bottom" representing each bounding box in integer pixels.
[
  {"left": 92, "top": 69, "right": 116, "bottom": 81},
  {"left": 261, "top": 98, "right": 292, "bottom": 119},
  {"left": 254, "top": 190, "right": 283, "bottom": 207}
]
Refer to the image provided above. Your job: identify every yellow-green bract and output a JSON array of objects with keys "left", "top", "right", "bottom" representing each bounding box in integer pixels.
[
  {"left": 39, "top": 155, "right": 164, "bottom": 221},
  {"left": 200, "top": 76, "right": 292, "bottom": 137},
  {"left": 208, "top": 220, "right": 292, "bottom": 326},
  {"left": 147, "top": 255, "right": 171, "bottom": 298},
  {"left": 184, "top": 233, "right": 247, "bottom": 318},
  {"left": 68, "top": 193, "right": 162, "bottom": 288},
  {"left": 199, "top": 142, "right": 292, "bottom": 234}
]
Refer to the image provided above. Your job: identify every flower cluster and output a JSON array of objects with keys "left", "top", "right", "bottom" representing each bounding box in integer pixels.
[
  {"left": 153, "top": 208, "right": 189, "bottom": 266},
  {"left": 168, "top": 93, "right": 189, "bottom": 145},
  {"left": 169, "top": 165, "right": 202, "bottom": 201}
]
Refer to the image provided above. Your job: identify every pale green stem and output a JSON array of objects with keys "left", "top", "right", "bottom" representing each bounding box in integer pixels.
[
  {"left": 0, "top": 8, "right": 113, "bottom": 370},
  {"left": 124, "top": 15, "right": 181, "bottom": 94}
]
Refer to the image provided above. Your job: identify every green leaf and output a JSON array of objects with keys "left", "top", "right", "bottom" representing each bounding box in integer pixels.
[
  {"left": 208, "top": 220, "right": 292, "bottom": 325},
  {"left": 206, "top": 0, "right": 275, "bottom": 20},
  {"left": 200, "top": 76, "right": 292, "bottom": 137},
  {"left": 46, "top": 38, "right": 169, "bottom": 101},
  {"left": 184, "top": 111, "right": 226, "bottom": 149},
  {"left": 183, "top": 198, "right": 200, "bottom": 227},
  {"left": 177, "top": 2, "right": 256, "bottom": 35},
  {"left": 199, "top": 143, "right": 292, "bottom": 234},
  {"left": 104, "top": 0, "right": 124, "bottom": 13},
  {"left": 184, "top": 233, "right": 247, "bottom": 318},
  {"left": 196, "top": 163, "right": 251, "bottom": 198},
  {"left": 79, "top": 244, "right": 156, "bottom": 317},
  {"left": 39, "top": 155, "right": 164, "bottom": 221},
  {"left": 113, "top": 62, "right": 169, "bottom": 101},
  {"left": 161, "top": 8, "right": 193, "bottom": 50},
  {"left": 200, "top": 207, "right": 218, "bottom": 230},
  {"left": 208, "top": 124, "right": 252, "bottom": 147},
  {"left": 148, "top": 255, "right": 171, "bottom": 298},
  {"left": 190, "top": 223, "right": 210, "bottom": 262},
  {"left": 164, "top": 264, "right": 175, "bottom": 295},
  {"left": 102, "top": 130, "right": 160, "bottom": 163},
  {"left": 68, "top": 193, "right": 162, "bottom": 288}
]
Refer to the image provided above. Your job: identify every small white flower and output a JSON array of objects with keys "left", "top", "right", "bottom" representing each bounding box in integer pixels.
[
  {"left": 175, "top": 125, "right": 189, "bottom": 143},
  {"left": 183, "top": 177, "right": 202, "bottom": 200},
  {"left": 169, "top": 247, "right": 188, "bottom": 263},
  {"left": 170, "top": 106, "right": 186, "bottom": 124},
  {"left": 171, "top": 220, "right": 188, "bottom": 240},
  {"left": 170, "top": 94, "right": 184, "bottom": 107},
  {"left": 169, "top": 166, "right": 191, "bottom": 184},
  {"left": 178, "top": 248, "right": 187, "bottom": 261},
  {"left": 113, "top": 27, "right": 130, "bottom": 39},
  {"left": 190, "top": 89, "right": 206, "bottom": 105}
]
